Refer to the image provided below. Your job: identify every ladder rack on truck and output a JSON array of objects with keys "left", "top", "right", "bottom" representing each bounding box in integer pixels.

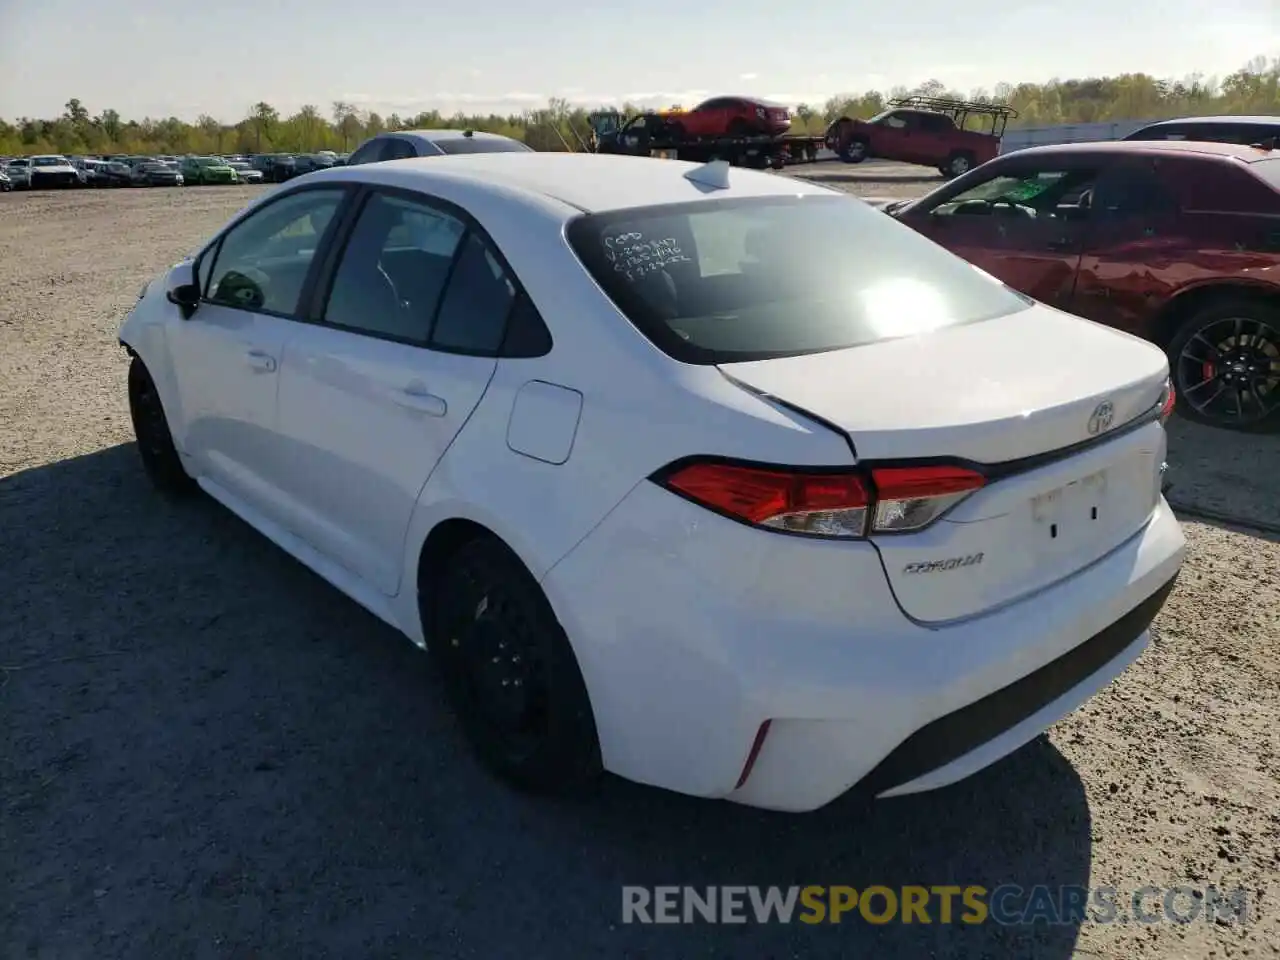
[
  {"left": 886, "top": 95, "right": 1018, "bottom": 137},
  {"left": 579, "top": 110, "right": 826, "bottom": 169}
]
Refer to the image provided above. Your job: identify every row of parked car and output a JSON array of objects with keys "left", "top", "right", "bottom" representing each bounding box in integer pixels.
[{"left": 0, "top": 150, "right": 355, "bottom": 190}]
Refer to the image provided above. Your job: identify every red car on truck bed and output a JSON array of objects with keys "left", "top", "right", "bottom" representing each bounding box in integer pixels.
[
  {"left": 827, "top": 96, "right": 1018, "bottom": 178},
  {"left": 656, "top": 96, "right": 792, "bottom": 139}
]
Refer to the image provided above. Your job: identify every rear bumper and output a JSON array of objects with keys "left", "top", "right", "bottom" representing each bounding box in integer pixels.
[{"left": 542, "top": 482, "right": 1186, "bottom": 812}]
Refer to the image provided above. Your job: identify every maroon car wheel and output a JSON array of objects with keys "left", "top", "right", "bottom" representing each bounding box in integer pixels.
[{"left": 1168, "top": 297, "right": 1280, "bottom": 433}]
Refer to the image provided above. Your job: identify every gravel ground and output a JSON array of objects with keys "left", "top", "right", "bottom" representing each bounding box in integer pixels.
[{"left": 2, "top": 180, "right": 1278, "bottom": 960}]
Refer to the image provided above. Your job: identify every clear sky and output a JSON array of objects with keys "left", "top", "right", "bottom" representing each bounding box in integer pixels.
[{"left": 0, "top": 0, "right": 1274, "bottom": 122}]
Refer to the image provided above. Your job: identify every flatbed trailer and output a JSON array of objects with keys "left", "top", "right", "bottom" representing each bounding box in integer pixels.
[{"left": 582, "top": 110, "right": 827, "bottom": 169}]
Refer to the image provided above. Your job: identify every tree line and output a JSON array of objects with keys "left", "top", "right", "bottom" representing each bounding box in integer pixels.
[{"left": 1, "top": 57, "right": 1276, "bottom": 158}]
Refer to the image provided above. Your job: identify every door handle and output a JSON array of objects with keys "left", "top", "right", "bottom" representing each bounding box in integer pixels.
[
  {"left": 395, "top": 386, "right": 447, "bottom": 417},
  {"left": 245, "top": 350, "right": 277, "bottom": 373}
]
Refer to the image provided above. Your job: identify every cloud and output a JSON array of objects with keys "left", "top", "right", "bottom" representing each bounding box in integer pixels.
[{"left": 739, "top": 72, "right": 758, "bottom": 80}]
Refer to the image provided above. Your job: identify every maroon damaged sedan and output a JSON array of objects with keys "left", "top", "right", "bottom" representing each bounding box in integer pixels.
[{"left": 881, "top": 141, "right": 1280, "bottom": 433}]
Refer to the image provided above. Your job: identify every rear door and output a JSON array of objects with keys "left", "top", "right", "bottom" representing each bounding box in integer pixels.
[{"left": 273, "top": 187, "right": 512, "bottom": 594}]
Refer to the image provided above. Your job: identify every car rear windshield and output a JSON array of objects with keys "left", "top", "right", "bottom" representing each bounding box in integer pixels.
[
  {"left": 565, "top": 194, "right": 1031, "bottom": 364},
  {"left": 435, "top": 137, "right": 533, "bottom": 155}
]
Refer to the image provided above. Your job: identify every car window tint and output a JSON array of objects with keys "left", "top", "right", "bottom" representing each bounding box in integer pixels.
[
  {"left": 383, "top": 138, "right": 417, "bottom": 160},
  {"left": 931, "top": 168, "right": 1098, "bottom": 218},
  {"left": 434, "top": 137, "right": 533, "bottom": 155},
  {"left": 347, "top": 140, "right": 385, "bottom": 165},
  {"left": 1090, "top": 164, "right": 1179, "bottom": 218},
  {"left": 430, "top": 232, "right": 517, "bottom": 353},
  {"left": 501, "top": 291, "right": 553, "bottom": 357},
  {"left": 566, "top": 194, "right": 1030, "bottom": 364},
  {"left": 205, "top": 189, "right": 344, "bottom": 314},
  {"left": 324, "top": 192, "right": 466, "bottom": 342}
]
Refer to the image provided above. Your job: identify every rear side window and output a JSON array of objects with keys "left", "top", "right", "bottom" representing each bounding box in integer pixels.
[
  {"left": 435, "top": 137, "right": 533, "bottom": 155},
  {"left": 383, "top": 138, "right": 417, "bottom": 160},
  {"left": 566, "top": 194, "right": 1030, "bottom": 364},
  {"left": 347, "top": 140, "right": 386, "bottom": 165},
  {"left": 430, "top": 232, "right": 517, "bottom": 353}
]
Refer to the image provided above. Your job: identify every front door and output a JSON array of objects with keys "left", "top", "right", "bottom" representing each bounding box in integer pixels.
[
  {"left": 1073, "top": 160, "right": 1183, "bottom": 335},
  {"left": 168, "top": 186, "right": 349, "bottom": 516},
  {"left": 274, "top": 189, "right": 514, "bottom": 594},
  {"left": 903, "top": 162, "right": 1100, "bottom": 312}
]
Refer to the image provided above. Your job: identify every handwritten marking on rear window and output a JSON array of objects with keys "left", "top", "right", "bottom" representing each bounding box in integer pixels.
[{"left": 604, "top": 232, "right": 692, "bottom": 281}]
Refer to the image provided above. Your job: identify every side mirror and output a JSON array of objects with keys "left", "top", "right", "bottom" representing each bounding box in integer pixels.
[{"left": 165, "top": 261, "right": 201, "bottom": 318}]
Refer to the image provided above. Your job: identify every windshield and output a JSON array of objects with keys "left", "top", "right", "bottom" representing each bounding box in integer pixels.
[
  {"left": 32, "top": 157, "right": 67, "bottom": 166},
  {"left": 566, "top": 194, "right": 1030, "bottom": 364},
  {"left": 436, "top": 137, "right": 533, "bottom": 155}
]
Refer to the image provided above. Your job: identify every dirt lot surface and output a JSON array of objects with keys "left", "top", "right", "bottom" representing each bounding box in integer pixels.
[{"left": 2, "top": 179, "right": 1278, "bottom": 960}]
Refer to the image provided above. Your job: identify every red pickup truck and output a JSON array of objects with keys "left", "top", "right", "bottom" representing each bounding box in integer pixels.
[{"left": 826, "top": 96, "right": 1018, "bottom": 178}]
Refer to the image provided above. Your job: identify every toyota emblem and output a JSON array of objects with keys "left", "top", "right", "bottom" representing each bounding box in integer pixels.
[{"left": 1087, "top": 400, "right": 1115, "bottom": 435}]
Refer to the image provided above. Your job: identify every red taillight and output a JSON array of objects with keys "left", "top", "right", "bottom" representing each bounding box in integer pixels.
[
  {"left": 656, "top": 460, "right": 984, "bottom": 538},
  {"left": 869, "top": 465, "right": 985, "bottom": 533},
  {"left": 1158, "top": 378, "right": 1176, "bottom": 424}
]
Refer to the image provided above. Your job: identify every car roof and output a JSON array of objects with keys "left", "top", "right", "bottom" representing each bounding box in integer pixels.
[
  {"left": 320, "top": 152, "right": 837, "bottom": 213},
  {"left": 1003, "top": 140, "right": 1278, "bottom": 164},
  {"left": 1136, "top": 115, "right": 1280, "bottom": 127}
]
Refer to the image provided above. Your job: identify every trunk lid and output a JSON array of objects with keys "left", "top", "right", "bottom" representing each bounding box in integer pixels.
[{"left": 718, "top": 304, "right": 1170, "bottom": 623}]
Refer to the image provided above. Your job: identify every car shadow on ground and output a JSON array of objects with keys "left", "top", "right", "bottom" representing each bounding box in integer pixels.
[{"left": 3, "top": 443, "right": 1092, "bottom": 959}]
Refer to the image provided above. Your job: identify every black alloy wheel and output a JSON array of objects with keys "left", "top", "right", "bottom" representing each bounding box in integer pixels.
[
  {"left": 430, "top": 537, "right": 601, "bottom": 793},
  {"left": 1169, "top": 299, "right": 1280, "bottom": 433}
]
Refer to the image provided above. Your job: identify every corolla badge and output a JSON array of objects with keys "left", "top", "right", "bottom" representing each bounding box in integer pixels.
[{"left": 1087, "top": 400, "right": 1115, "bottom": 436}]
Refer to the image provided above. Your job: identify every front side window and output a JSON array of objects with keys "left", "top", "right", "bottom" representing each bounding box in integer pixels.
[
  {"left": 204, "top": 188, "right": 345, "bottom": 314},
  {"left": 927, "top": 166, "right": 1099, "bottom": 218},
  {"left": 322, "top": 192, "right": 466, "bottom": 342},
  {"left": 566, "top": 194, "right": 1030, "bottom": 364}
]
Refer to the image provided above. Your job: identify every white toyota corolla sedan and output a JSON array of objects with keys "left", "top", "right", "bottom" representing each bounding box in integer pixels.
[{"left": 119, "top": 153, "right": 1186, "bottom": 812}]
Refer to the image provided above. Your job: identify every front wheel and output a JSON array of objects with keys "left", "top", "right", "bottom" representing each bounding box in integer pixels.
[
  {"left": 428, "top": 536, "right": 602, "bottom": 794},
  {"left": 1167, "top": 297, "right": 1280, "bottom": 433},
  {"left": 128, "top": 357, "right": 197, "bottom": 495},
  {"left": 839, "top": 138, "right": 868, "bottom": 163},
  {"left": 944, "top": 151, "right": 975, "bottom": 178}
]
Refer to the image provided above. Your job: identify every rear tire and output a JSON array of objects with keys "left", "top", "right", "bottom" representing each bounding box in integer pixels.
[
  {"left": 1166, "top": 297, "right": 1280, "bottom": 433},
  {"left": 427, "top": 536, "right": 602, "bottom": 794},
  {"left": 127, "top": 357, "right": 197, "bottom": 496}
]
